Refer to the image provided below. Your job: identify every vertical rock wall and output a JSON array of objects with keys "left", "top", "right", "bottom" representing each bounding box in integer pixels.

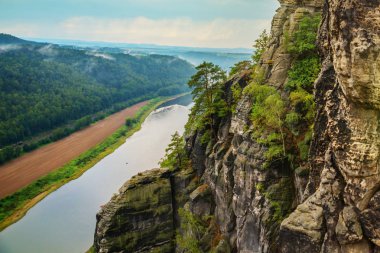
[
  {"left": 93, "top": 1, "right": 380, "bottom": 253},
  {"left": 279, "top": 1, "right": 380, "bottom": 252},
  {"left": 191, "top": 1, "right": 324, "bottom": 252}
]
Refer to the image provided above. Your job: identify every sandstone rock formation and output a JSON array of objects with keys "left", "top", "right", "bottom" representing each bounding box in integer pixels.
[
  {"left": 279, "top": 1, "right": 380, "bottom": 252},
  {"left": 93, "top": 0, "right": 380, "bottom": 252},
  {"left": 94, "top": 169, "right": 175, "bottom": 253},
  {"left": 93, "top": 167, "right": 200, "bottom": 253}
]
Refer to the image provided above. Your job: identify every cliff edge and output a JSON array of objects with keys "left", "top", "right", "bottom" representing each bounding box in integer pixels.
[{"left": 93, "top": 0, "right": 380, "bottom": 252}]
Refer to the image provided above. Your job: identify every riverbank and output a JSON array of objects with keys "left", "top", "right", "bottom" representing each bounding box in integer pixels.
[
  {"left": 0, "top": 101, "right": 148, "bottom": 198},
  {"left": 0, "top": 95, "right": 153, "bottom": 166},
  {"left": 0, "top": 96, "right": 182, "bottom": 232}
]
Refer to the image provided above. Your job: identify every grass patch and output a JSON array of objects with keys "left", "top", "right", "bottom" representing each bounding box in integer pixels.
[
  {"left": 85, "top": 246, "right": 95, "bottom": 253},
  {"left": 0, "top": 95, "right": 182, "bottom": 231}
]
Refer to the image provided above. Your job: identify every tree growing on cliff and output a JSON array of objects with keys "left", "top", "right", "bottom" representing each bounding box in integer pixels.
[
  {"left": 159, "top": 131, "right": 187, "bottom": 170},
  {"left": 186, "top": 62, "right": 227, "bottom": 141},
  {"left": 176, "top": 208, "right": 207, "bottom": 253},
  {"left": 229, "top": 60, "right": 252, "bottom": 77},
  {"left": 287, "top": 14, "right": 321, "bottom": 56},
  {"left": 246, "top": 83, "right": 287, "bottom": 163},
  {"left": 285, "top": 14, "right": 321, "bottom": 161},
  {"left": 252, "top": 29, "right": 270, "bottom": 64}
]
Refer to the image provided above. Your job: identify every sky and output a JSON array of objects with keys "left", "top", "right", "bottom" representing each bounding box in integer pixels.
[{"left": 0, "top": 0, "right": 280, "bottom": 48}]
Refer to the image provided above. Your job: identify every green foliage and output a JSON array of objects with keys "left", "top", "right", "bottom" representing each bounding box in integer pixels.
[
  {"left": 298, "top": 130, "right": 313, "bottom": 161},
  {"left": 242, "top": 19, "right": 321, "bottom": 168},
  {"left": 85, "top": 246, "right": 95, "bottom": 253},
  {"left": 230, "top": 82, "right": 243, "bottom": 112},
  {"left": 186, "top": 62, "right": 227, "bottom": 138},
  {"left": 287, "top": 58, "right": 320, "bottom": 92},
  {"left": 0, "top": 42, "right": 194, "bottom": 163},
  {"left": 245, "top": 15, "right": 321, "bottom": 167},
  {"left": 256, "top": 182, "right": 265, "bottom": 193},
  {"left": 285, "top": 14, "right": 321, "bottom": 162},
  {"left": 228, "top": 31, "right": 269, "bottom": 113},
  {"left": 263, "top": 178, "right": 294, "bottom": 225},
  {"left": 176, "top": 208, "right": 207, "bottom": 253},
  {"left": 250, "top": 65, "right": 267, "bottom": 85},
  {"left": 286, "top": 14, "right": 321, "bottom": 56},
  {"left": 285, "top": 112, "right": 301, "bottom": 135},
  {"left": 289, "top": 88, "right": 315, "bottom": 122},
  {"left": 231, "top": 82, "right": 243, "bottom": 101},
  {"left": 245, "top": 83, "right": 287, "bottom": 164},
  {"left": 229, "top": 60, "right": 252, "bottom": 77},
  {"left": 159, "top": 131, "right": 188, "bottom": 171},
  {"left": 252, "top": 30, "right": 270, "bottom": 64},
  {"left": 125, "top": 117, "right": 138, "bottom": 128}
]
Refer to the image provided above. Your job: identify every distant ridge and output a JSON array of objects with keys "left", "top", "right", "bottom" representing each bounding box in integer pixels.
[{"left": 0, "top": 33, "right": 32, "bottom": 44}]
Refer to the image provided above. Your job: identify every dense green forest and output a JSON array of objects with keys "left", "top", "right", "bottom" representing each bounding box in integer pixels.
[{"left": 0, "top": 34, "right": 195, "bottom": 163}]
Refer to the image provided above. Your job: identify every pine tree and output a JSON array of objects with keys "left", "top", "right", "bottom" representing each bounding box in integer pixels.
[
  {"left": 159, "top": 131, "right": 187, "bottom": 170},
  {"left": 186, "top": 62, "right": 227, "bottom": 140},
  {"left": 252, "top": 30, "right": 269, "bottom": 64}
]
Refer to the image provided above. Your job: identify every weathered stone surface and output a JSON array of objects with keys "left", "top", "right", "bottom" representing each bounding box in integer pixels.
[
  {"left": 279, "top": 0, "right": 380, "bottom": 252},
  {"left": 92, "top": 0, "right": 380, "bottom": 252},
  {"left": 94, "top": 169, "right": 175, "bottom": 253},
  {"left": 336, "top": 206, "right": 363, "bottom": 245},
  {"left": 93, "top": 165, "right": 201, "bottom": 253},
  {"left": 179, "top": 0, "right": 324, "bottom": 252},
  {"left": 360, "top": 192, "right": 380, "bottom": 247},
  {"left": 262, "top": 0, "right": 323, "bottom": 89},
  {"left": 188, "top": 184, "right": 213, "bottom": 217}
]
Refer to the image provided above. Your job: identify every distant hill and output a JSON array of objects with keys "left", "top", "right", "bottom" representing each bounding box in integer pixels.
[
  {"left": 28, "top": 37, "right": 252, "bottom": 71},
  {"left": 0, "top": 33, "right": 32, "bottom": 44},
  {"left": 0, "top": 35, "right": 195, "bottom": 163}
]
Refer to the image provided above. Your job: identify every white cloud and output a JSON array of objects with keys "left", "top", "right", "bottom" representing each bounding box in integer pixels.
[
  {"left": 86, "top": 51, "right": 115, "bottom": 60},
  {"left": 0, "top": 44, "right": 21, "bottom": 53},
  {"left": 38, "top": 44, "right": 58, "bottom": 56},
  {"left": 0, "top": 16, "right": 272, "bottom": 48}
]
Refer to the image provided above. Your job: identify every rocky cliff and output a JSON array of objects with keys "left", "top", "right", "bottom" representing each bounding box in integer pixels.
[
  {"left": 93, "top": 0, "right": 380, "bottom": 252},
  {"left": 94, "top": 169, "right": 175, "bottom": 253},
  {"left": 279, "top": 0, "right": 380, "bottom": 252}
]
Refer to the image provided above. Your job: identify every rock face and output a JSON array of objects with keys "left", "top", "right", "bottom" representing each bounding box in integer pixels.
[
  {"left": 262, "top": 0, "right": 323, "bottom": 89},
  {"left": 279, "top": 1, "right": 380, "bottom": 252},
  {"left": 94, "top": 169, "right": 175, "bottom": 253},
  {"left": 94, "top": 167, "right": 199, "bottom": 253},
  {"left": 182, "top": 1, "right": 324, "bottom": 252},
  {"left": 93, "top": 0, "right": 380, "bottom": 252}
]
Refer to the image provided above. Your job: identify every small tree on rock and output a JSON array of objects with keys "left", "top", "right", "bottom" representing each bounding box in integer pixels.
[
  {"left": 159, "top": 131, "right": 187, "bottom": 170},
  {"left": 186, "top": 62, "right": 227, "bottom": 141}
]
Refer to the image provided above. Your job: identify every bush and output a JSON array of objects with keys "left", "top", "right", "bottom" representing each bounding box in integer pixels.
[
  {"left": 286, "top": 14, "right": 321, "bottom": 56},
  {"left": 176, "top": 208, "right": 207, "bottom": 253},
  {"left": 286, "top": 57, "right": 320, "bottom": 93},
  {"left": 246, "top": 83, "right": 287, "bottom": 165},
  {"left": 285, "top": 14, "right": 321, "bottom": 163}
]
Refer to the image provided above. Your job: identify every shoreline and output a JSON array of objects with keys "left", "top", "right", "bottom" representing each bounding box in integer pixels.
[{"left": 0, "top": 94, "right": 186, "bottom": 232}]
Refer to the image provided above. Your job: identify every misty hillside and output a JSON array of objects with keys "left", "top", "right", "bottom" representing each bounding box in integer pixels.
[
  {"left": 30, "top": 37, "right": 252, "bottom": 71},
  {"left": 0, "top": 33, "right": 32, "bottom": 44},
  {"left": 0, "top": 34, "right": 195, "bottom": 161}
]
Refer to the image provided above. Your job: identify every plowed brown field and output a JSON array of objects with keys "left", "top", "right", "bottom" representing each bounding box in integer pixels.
[{"left": 0, "top": 101, "right": 148, "bottom": 198}]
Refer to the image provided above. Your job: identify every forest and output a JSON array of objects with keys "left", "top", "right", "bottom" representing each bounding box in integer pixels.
[{"left": 0, "top": 34, "right": 195, "bottom": 163}]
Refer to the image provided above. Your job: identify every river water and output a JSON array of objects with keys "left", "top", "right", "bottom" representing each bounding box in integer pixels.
[{"left": 0, "top": 100, "right": 191, "bottom": 253}]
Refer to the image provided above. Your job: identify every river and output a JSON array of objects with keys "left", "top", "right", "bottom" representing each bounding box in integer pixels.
[{"left": 0, "top": 99, "right": 192, "bottom": 253}]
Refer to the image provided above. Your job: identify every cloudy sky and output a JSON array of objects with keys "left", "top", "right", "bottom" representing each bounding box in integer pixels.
[{"left": 0, "top": 0, "right": 279, "bottom": 48}]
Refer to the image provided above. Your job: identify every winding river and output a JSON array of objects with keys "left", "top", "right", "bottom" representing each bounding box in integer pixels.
[{"left": 0, "top": 98, "right": 192, "bottom": 253}]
